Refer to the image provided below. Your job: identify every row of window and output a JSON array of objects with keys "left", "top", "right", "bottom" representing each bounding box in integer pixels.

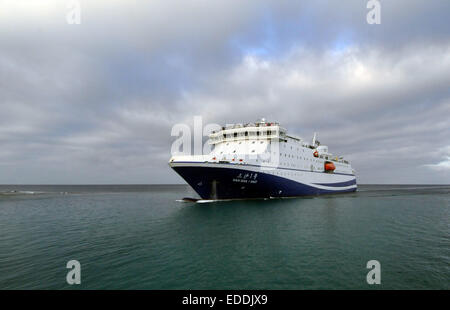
[
  {"left": 223, "top": 130, "right": 274, "bottom": 138},
  {"left": 219, "top": 151, "right": 321, "bottom": 162},
  {"left": 216, "top": 141, "right": 349, "bottom": 165},
  {"left": 225, "top": 141, "right": 265, "bottom": 146},
  {"left": 266, "top": 170, "right": 319, "bottom": 177}
]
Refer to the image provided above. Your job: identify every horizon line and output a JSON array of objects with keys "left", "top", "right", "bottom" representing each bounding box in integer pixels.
[{"left": 0, "top": 183, "right": 449, "bottom": 186}]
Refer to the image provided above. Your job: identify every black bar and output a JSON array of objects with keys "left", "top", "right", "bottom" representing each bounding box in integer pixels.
[{"left": 1, "top": 290, "right": 447, "bottom": 308}]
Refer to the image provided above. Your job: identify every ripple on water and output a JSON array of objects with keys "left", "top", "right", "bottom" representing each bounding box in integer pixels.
[{"left": 0, "top": 185, "right": 449, "bottom": 289}]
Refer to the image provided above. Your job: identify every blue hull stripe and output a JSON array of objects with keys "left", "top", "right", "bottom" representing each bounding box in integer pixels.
[
  {"left": 313, "top": 179, "right": 357, "bottom": 187},
  {"left": 172, "top": 165, "right": 356, "bottom": 200}
]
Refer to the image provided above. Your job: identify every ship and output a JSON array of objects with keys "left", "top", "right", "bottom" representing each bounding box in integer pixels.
[{"left": 169, "top": 119, "right": 357, "bottom": 200}]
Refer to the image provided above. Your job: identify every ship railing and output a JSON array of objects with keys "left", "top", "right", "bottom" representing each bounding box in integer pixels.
[
  {"left": 210, "top": 125, "right": 284, "bottom": 136},
  {"left": 214, "top": 122, "right": 279, "bottom": 130},
  {"left": 319, "top": 154, "right": 348, "bottom": 164},
  {"left": 169, "top": 154, "right": 210, "bottom": 162}
]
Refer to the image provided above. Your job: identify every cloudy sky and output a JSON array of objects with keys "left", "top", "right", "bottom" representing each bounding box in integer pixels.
[{"left": 0, "top": 0, "right": 449, "bottom": 184}]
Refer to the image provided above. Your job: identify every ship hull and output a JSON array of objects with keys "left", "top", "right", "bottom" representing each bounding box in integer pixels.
[{"left": 170, "top": 162, "right": 357, "bottom": 200}]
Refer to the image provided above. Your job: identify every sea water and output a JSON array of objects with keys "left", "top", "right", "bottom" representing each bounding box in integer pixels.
[{"left": 0, "top": 184, "right": 448, "bottom": 289}]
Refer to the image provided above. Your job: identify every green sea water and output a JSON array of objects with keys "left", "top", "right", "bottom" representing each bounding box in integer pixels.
[{"left": 0, "top": 184, "right": 448, "bottom": 289}]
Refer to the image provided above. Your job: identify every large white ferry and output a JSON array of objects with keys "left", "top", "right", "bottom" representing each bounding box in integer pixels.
[{"left": 169, "top": 119, "right": 357, "bottom": 200}]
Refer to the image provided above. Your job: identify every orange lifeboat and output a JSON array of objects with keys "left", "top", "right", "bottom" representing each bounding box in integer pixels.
[{"left": 324, "top": 162, "right": 336, "bottom": 172}]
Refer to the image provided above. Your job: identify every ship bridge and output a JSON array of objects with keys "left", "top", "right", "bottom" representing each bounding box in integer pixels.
[{"left": 209, "top": 120, "right": 287, "bottom": 144}]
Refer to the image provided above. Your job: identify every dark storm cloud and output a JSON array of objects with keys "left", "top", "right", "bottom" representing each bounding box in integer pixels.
[{"left": 0, "top": 0, "right": 449, "bottom": 184}]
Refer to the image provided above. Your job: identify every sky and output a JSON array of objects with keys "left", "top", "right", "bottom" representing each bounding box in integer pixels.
[{"left": 0, "top": 0, "right": 449, "bottom": 184}]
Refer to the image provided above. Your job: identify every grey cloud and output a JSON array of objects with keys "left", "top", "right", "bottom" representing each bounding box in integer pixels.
[{"left": 0, "top": 0, "right": 449, "bottom": 184}]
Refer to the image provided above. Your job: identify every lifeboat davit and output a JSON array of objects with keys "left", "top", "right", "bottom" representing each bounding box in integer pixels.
[{"left": 324, "top": 162, "right": 336, "bottom": 172}]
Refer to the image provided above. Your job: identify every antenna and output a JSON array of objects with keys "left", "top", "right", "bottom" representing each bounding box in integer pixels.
[{"left": 312, "top": 132, "right": 317, "bottom": 146}]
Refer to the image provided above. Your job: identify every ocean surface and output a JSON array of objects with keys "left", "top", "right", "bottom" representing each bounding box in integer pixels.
[{"left": 0, "top": 184, "right": 448, "bottom": 290}]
